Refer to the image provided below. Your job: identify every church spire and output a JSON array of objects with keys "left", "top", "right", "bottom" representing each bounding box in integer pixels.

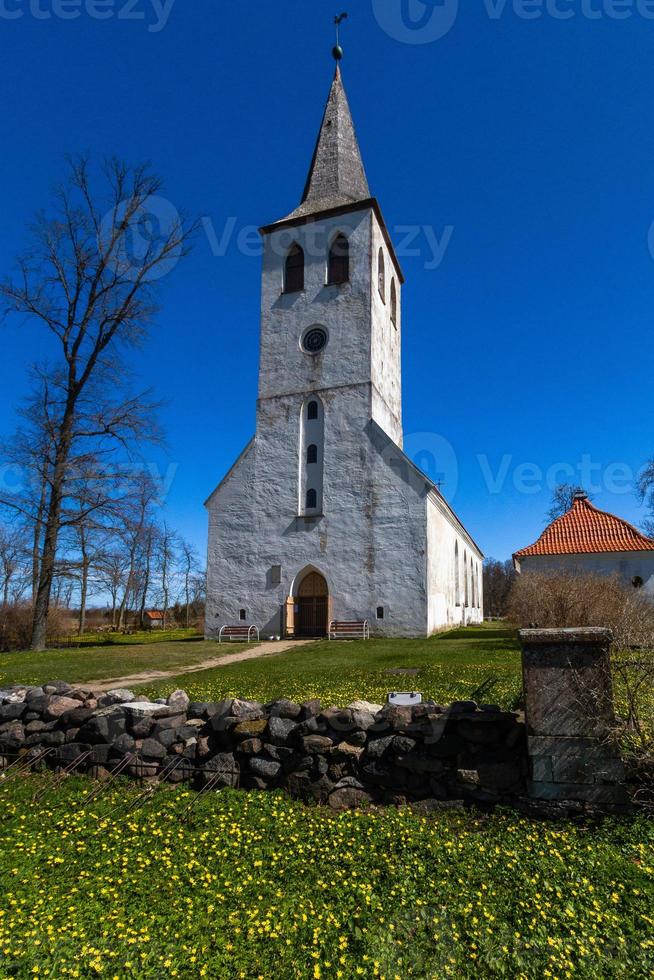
[
  {"left": 269, "top": 61, "right": 371, "bottom": 227},
  {"left": 300, "top": 64, "right": 370, "bottom": 211}
]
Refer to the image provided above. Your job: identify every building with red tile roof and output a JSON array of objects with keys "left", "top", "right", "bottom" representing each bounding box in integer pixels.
[{"left": 513, "top": 491, "right": 654, "bottom": 593}]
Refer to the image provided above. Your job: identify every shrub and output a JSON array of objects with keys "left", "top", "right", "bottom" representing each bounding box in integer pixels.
[
  {"left": 0, "top": 603, "right": 68, "bottom": 652},
  {"left": 506, "top": 571, "right": 654, "bottom": 650}
]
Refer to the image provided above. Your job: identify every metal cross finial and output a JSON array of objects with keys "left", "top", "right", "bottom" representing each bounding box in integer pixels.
[{"left": 333, "top": 12, "right": 347, "bottom": 60}]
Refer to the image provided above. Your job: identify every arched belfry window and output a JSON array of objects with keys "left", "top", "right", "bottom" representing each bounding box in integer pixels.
[
  {"left": 378, "top": 248, "right": 385, "bottom": 302},
  {"left": 284, "top": 243, "right": 304, "bottom": 293},
  {"left": 327, "top": 233, "right": 349, "bottom": 285},
  {"left": 306, "top": 489, "right": 317, "bottom": 510},
  {"left": 390, "top": 278, "right": 397, "bottom": 327},
  {"left": 307, "top": 444, "right": 318, "bottom": 464},
  {"left": 307, "top": 400, "right": 318, "bottom": 421}
]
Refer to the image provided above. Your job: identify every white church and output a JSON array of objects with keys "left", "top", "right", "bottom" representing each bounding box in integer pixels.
[{"left": 205, "top": 60, "right": 483, "bottom": 638}]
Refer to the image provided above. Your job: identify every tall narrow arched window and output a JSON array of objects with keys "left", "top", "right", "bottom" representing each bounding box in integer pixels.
[
  {"left": 284, "top": 243, "right": 304, "bottom": 293},
  {"left": 378, "top": 248, "right": 385, "bottom": 302},
  {"left": 300, "top": 396, "right": 324, "bottom": 517},
  {"left": 327, "top": 234, "right": 349, "bottom": 285},
  {"left": 464, "top": 552, "right": 469, "bottom": 607},
  {"left": 390, "top": 278, "right": 397, "bottom": 327},
  {"left": 454, "top": 541, "right": 460, "bottom": 606}
]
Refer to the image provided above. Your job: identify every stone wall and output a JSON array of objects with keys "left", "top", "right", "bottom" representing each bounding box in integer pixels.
[
  {"left": 0, "top": 629, "right": 634, "bottom": 814},
  {"left": 0, "top": 685, "right": 525, "bottom": 810}
]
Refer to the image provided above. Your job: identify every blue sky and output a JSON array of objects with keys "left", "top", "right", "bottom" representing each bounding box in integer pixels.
[{"left": 1, "top": 0, "right": 653, "bottom": 564}]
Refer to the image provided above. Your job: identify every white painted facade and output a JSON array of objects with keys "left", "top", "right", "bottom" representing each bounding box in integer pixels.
[
  {"left": 205, "top": 66, "right": 483, "bottom": 638},
  {"left": 516, "top": 552, "right": 654, "bottom": 598}
]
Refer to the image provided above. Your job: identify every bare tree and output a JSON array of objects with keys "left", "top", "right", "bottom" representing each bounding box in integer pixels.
[
  {"left": 0, "top": 158, "right": 193, "bottom": 648},
  {"left": 547, "top": 484, "right": 592, "bottom": 522},
  {"left": 155, "top": 522, "right": 179, "bottom": 630},
  {"left": 482, "top": 558, "right": 515, "bottom": 618},
  {"left": 636, "top": 460, "right": 654, "bottom": 537},
  {"left": 0, "top": 525, "right": 30, "bottom": 609},
  {"left": 179, "top": 539, "right": 199, "bottom": 628}
]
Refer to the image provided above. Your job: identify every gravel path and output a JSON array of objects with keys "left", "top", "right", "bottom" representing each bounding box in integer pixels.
[{"left": 85, "top": 639, "right": 316, "bottom": 692}]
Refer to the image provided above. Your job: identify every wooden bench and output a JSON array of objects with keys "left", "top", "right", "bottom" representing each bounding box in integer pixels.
[
  {"left": 218, "top": 625, "right": 260, "bottom": 643},
  {"left": 328, "top": 620, "right": 370, "bottom": 641}
]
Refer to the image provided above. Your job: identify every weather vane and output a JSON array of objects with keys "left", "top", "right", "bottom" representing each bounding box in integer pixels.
[{"left": 333, "top": 12, "right": 347, "bottom": 61}]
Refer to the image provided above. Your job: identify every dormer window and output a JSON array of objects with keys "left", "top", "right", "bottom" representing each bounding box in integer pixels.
[
  {"left": 378, "top": 248, "right": 385, "bottom": 302},
  {"left": 390, "top": 278, "right": 397, "bottom": 327},
  {"left": 327, "top": 233, "right": 349, "bottom": 285},
  {"left": 284, "top": 243, "right": 304, "bottom": 293}
]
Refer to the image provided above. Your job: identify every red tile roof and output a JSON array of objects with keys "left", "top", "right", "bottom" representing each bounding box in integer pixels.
[
  {"left": 514, "top": 494, "right": 654, "bottom": 558},
  {"left": 145, "top": 610, "right": 164, "bottom": 620}
]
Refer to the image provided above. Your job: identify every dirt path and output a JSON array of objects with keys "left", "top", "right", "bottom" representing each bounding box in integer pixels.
[{"left": 85, "top": 639, "right": 316, "bottom": 693}]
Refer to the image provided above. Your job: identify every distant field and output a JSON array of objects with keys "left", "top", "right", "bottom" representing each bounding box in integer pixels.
[{"left": 0, "top": 631, "right": 248, "bottom": 689}]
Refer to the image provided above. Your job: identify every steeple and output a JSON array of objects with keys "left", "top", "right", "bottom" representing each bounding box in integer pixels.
[{"left": 272, "top": 65, "right": 370, "bottom": 225}]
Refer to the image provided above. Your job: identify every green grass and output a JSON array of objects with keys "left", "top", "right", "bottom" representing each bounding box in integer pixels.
[
  {"left": 0, "top": 632, "right": 255, "bottom": 689},
  {"left": 1, "top": 623, "right": 652, "bottom": 977},
  {"left": 0, "top": 778, "right": 652, "bottom": 978},
  {"left": 142, "top": 625, "right": 523, "bottom": 710}
]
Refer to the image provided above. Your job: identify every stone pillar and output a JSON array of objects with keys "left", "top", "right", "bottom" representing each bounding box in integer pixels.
[{"left": 519, "top": 627, "right": 628, "bottom": 809}]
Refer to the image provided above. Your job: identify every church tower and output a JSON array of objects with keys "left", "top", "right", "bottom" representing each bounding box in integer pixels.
[
  {"left": 205, "top": 54, "right": 484, "bottom": 639},
  {"left": 258, "top": 63, "right": 404, "bottom": 460}
]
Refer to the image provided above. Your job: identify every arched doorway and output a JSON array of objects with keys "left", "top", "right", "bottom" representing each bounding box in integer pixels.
[{"left": 294, "top": 570, "right": 329, "bottom": 638}]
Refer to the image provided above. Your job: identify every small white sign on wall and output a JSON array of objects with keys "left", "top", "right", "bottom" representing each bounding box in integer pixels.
[{"left": 387, "top": 691, "right": 422, "bottom": 706}]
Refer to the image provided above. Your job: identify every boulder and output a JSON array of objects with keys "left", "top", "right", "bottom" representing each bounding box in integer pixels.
[
  {"left": 141, "top": 738, "right": 167, "bottom": 760},
  {"left": 152, "top": 715, "right": 187, "bottom": 737},
  {"left": 301, "top": 734, "right": 333, "bottom": 754},
  {"left": 166, "top": 690, "right": 190, "bottom": 713},
  {"left": 238, "top": 738, "right": 263, "bottom": 755},
  {"left": 332, "top": 741, "right": 364, "bottom": 759},
  {"left": 328, "top": 786, "right": 373, "bottom": 810},
  {"left": 43, "top": 696, "right": 80, "bottom": 721},
  {"left": 201, "top": 752, "right": 239, "bottom": 788},
  {"left": 104, "top": 689, "right": 137, "bottom": 704},
  {"left": 0, "top": 702, "right": 26, "bottom": 721},
  {"left": 233, "top": 718, "right": 268, "bottom": 738},
  {"left": 347, "top": 699, "right": 383, "bottom": 715},
  {"left": 230, "top": 699, "right": 264, "bottom": 720},
  {"left": 268, "top": 699, "right": 302, "bottom": 719},
  {"left": 43, "top": 681, "right": 72, "bottom": 696},
  {"left": 249, "top": 757, "right": 281, "bottom": 780},
  {"left": 268, "top": 715, "right": 298, "bottom": 744},
  {"left": 365, "top": 735, "right": 394, "bottom": 760}
]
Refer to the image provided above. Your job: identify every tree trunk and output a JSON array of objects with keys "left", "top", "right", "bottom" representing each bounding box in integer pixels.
[
  {"left": 78, "top": 529, "right": 88, "bottom": 636},
  {"left": 139, "top": 529, "right": 153, "bottom": 630},
  {"left": 30, "top": 404, "right": 75, "bottom": 650},
  {"left": 31, "top": 476, "right": 47, "bottom": 603}
]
